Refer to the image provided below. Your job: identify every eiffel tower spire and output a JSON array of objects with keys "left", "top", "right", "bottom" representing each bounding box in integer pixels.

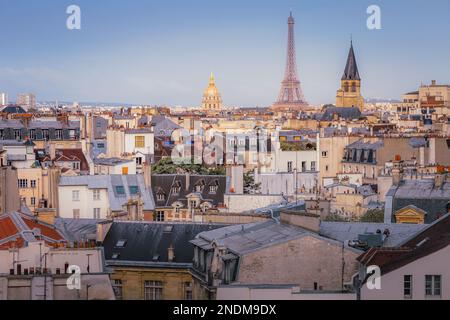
[{"left": 272, "top": 12, "right": 307, "bottom": 110}]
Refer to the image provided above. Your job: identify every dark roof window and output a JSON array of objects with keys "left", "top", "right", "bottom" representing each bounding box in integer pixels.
[
  {"left": 112, "top": 253, "right": 120, "bottom": 259},
  {"left": 116, "top": 239, "right": 127, "bottom": 247},
  {"left": 163, "top": 225, "right": 173, "bottom": 233}
]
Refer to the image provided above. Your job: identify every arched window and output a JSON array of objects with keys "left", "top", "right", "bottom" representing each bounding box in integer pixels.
[
  {"left": 344, "top": 82, "right": 349, "bottom": 92},
  {"left": 351, "top": 82, "right": 357, "bottom": 92}
]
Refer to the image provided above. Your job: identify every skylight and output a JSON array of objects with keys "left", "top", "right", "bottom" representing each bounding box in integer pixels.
[
  {"left": 115, "top": 186, "right": 125, "bottom": 195},
  {"left": 116, "top": 239, "right": 127, "bottom": 247},
  {"left": 129, "top": 186, "right": 139, "bottom": 195}
]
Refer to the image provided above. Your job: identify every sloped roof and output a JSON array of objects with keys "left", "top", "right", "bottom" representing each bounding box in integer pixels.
[
  {"left": 54, "top": 149, "right": 89, "bottom": 172},
  {"left": 358, "top": 214, "right": 450, "bottom": 276},
  {"left": 320, "top": 222, "right": 426, "bottom": 248},
  {"left": 342, "top": 42, "right": 361, "bottom": 81},
  {"left": 321, "top": 106, "right": 361, "bottom": 121},
  {"left": 151, "top": 174, "right": 226, "bottom": 208},
  {"left": 103, "top": 222, "right": 225, "bottom": 266},
  {"left": 0, "top": 212, "right": 66, "bottom": 249}
]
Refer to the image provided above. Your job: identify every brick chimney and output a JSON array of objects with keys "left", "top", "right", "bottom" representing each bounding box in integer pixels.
[{"left": 392, "top": 155, "right": 404, "bottom": 186}]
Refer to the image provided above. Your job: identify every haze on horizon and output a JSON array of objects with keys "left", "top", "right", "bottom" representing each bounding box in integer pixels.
[{"left": 0, "top": 0, "right": 449, "bottom": 107}]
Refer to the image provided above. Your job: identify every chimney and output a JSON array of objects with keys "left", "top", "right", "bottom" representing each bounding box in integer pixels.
[
  {"left": 434, "top": 168, "right": 446, "bottom": 189},
  {"left": 226, "top": 165, "right": 244, "bottom": 194},
  {"left": 280, "top": 210, "right": 320, "bottom": 233},
  {"left": 143, "top": 162, "right": 152, "bottom": 189},
  {"left": 392, "top": 155, "right": 404, "bottom": 186},
  {"left": 168, "top": 245, "right": 175, "bottom": 263},
  {"left": 96, "top": 220, "right": 113, "bottom": 243},
  {"left": 185, "top": 172, "right": 190, "bottom": 191}
]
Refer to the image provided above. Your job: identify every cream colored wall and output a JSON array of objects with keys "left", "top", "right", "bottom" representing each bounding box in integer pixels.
[
  {"left": 362, "top": 245, "right": 450, "bottom": 300},
  {"left": 17, "top": 168, "right": 43, "bottom": 211},
  {"left": 58, "top": 185, "right": 109, "bottom": 219}
]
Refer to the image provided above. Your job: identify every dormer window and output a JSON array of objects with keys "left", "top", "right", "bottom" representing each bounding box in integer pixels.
[
  {"left": 209, "top": 180, "right": 219, "bottom": 194},
  {"left": 157, "top": 193, "right": 165, "bottom": 201},
  {"left": 171, "top": 181, "right": 181, "bottom": 195},
  {"left": 172, "top": 186, "right": 181, "bottom": 195},
  {"left": 194, "top": 180, "right": 205, "bottom": 193}
]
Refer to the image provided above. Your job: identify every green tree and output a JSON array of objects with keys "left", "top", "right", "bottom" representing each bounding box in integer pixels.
[
  {"left": 359, "top": 209, "right": 384, "bottom": 223},
  {"left": 324, "top": 213, "right": 348, "bottom": 222},
  {"left": 243, "top": 172, "right": 261, "bottom": 194},
  {"left": 152, "top": 158, "right": 226, "bottom": 175}
]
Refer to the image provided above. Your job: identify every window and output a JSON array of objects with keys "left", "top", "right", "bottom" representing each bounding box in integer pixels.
[
  {"left": 55, "top": 130, "right": 63, "bottom": 140},
  {"left": 209, "top": 185, "right": 218, "bottom": 194},
  {"left": 157, "top": 193, "right": 165, "bottom": 201},
  {"left": 93, "top": 208, "right": 101, "bottom": 219},
  {"left": 322, "top": 151, "right": 328, "bottom": 158},
  {"left": 425, "top": 275, "right": 441, "bottom": 297},
  {"left": 144, "top": 281, "right": 163, "bottom": 300},
  {"left": 302, "top": 161, "right": 307, "bottom": 172},
  {"left": 184, "top": 282, "right": 193, "bottom": 300},
  {"left": 31, "top": 197, "right": 36, "bottom": 206},
  {"left": 72, "top": 162, "right": 80, "bottom": 170},
  {"left": 111, "top": 253, "right": 120, "bottom": 259},
  {"left": 115, "top": 186, "right": 125, "bottom": 195},
  {"left": 156, "top": 211, "right": 165, "bottom": 222},
  {"left": 18, "top": 179, "right": 28, "bottom": 189},
  {"left": 135, "top": 136, "right": 145, "bottom": 148},
  {"left": 72, "top": 190, "right": 80, "bottom": 201},
  {"left": 129, "top": 186, "right": 139, "bottom": 195},
  {"left": 171, "top": 185, "right": 181, "bottom": 195},
  {"left": 93, "top": 189, "right": 101, "bottom": 201},
  {"left": 112, "top": 280, "right": 123, "bottom": 300},
  {"left": 73, "top": 209, "right": 80, "bottom": 219},
  {"left": 404, "top": 275, "right": 412, "bottom": 299},
  {"left": 30, "top": 180, "right": 37, "bottom": 188},
  {"left": 311, "top": 161, "right": 316, "bottom": 171},
  {"left": 136, "top": 157, "right": 143, "bottom": 165},
  {"left": 175, "top": 206, "right": 181, "bottom": 213},
  {"left": 287, "top": 161, "right": 293, "bottom": 173},
  {"left": 115, "top": 239, "right": 127, "bottom": 248}
]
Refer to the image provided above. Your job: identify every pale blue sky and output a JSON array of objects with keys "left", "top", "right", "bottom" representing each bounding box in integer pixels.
[{"left": 0, "top": 0, "right": 449, "bottom": 106}]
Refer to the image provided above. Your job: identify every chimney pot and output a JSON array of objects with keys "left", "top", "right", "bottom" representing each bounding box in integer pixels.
[{"left": 168, "top": 245, "right": 175, "bottom": 262}]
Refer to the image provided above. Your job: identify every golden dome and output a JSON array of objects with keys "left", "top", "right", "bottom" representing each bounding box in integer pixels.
[{"left": 202, "top": 72, "right": 223, "bottom": 112}]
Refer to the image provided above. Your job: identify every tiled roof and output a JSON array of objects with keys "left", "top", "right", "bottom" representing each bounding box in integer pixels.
[
  {"left": 0, "top": 212, "right": 66, "bottom": 249},
  {"left": 54, "top": 149, "right": 90, "bottom": 172}
]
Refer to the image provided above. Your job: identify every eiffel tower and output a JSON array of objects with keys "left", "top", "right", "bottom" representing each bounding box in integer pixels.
[{"left": 272, "top": 12, "right": 308, "bottom": 111}]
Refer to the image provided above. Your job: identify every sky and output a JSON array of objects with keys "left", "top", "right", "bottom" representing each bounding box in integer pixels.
[{"left": 0, "top": 0, "right": 450, "bottom": 107}]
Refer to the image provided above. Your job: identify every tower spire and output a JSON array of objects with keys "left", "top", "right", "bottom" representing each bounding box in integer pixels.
[
  {"left": 342, "top": 40, "right": 360, "bottom": 81},
  {"left": 272, "top": 12, "right": 307, "bottom": 110}
]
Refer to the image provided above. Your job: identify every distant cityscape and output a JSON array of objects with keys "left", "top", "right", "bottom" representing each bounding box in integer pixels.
[{"left": 0, "top": 6, "right": 449, "bottom": 304}]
